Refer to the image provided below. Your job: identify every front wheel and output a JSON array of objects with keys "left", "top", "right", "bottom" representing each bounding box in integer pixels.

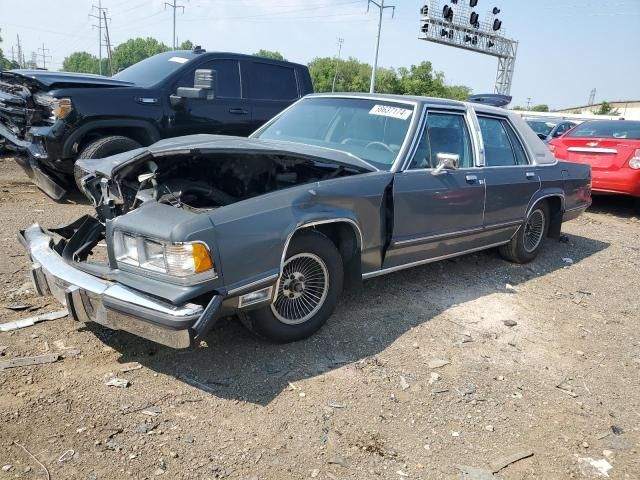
[
  {"left": 75, "top": 136, "right": 142, "bottom": 190},
  {"left": 499, "top": 203, "right": 550, "bottom": 264},
  {"left": 239, "top": 230, "right": 343, "bottom": 342}
]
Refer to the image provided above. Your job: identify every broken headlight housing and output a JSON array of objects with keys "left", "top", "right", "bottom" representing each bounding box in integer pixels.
[
  {"left": 113, "top": 232, "right": 215, "bottom": 280},
  {"left": 34, "top": 94, "right": 73, "bottom": 120}
]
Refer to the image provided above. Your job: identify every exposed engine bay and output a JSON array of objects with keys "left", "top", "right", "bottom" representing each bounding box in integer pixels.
[{"left": 80, "top": 151, "right": 366, "bottom": 221}]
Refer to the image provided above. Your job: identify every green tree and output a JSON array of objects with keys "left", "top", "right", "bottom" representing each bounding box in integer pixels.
[
  {"left": 531, "top": 104, "right": 549, "bottom": 112},
  {"left": 253, "top": 49, "right": 287, "bottom": 61},
  {"left": 595, "top": 101, "right": 620, "bottom": 116},
  {"left": 111, "top": 37, "right": 169, "bottom": 72},
  {"left": 178, "top": 40, "right": 193, "bottom": 50},
  {"left": 62, "top": 51, "right": 101, "bottom": 74},
  {"left": 0, "top": 30, "right": 20, "bottom": 70}
]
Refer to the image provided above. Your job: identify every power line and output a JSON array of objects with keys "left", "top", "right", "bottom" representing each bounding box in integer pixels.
[
  {"left": 37, "top": 43, "right": 52, "bottom": 70},
  {"left": 164, "top": 0, "right": 185, "bottom": 50},
  {"left": 367, "top": 0, "right": 395, "bottom": 94}
]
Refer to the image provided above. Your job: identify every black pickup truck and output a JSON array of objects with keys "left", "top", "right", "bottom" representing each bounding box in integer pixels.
[{"left": 0, "top": 47, "right": 313, "bottom": 199}]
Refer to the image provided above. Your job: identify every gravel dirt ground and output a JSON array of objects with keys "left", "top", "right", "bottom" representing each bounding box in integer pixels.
[{"left": 0, "top": 155, "right": 638, "bottom": 480}]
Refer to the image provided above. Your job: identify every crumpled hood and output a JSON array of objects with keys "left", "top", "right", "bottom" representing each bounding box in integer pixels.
[
  {"left": 76, "top": 134, "right": 379, "bottom": 179},
  {"left": 0, "top": 70, "right": 134, "bottom": 90}
]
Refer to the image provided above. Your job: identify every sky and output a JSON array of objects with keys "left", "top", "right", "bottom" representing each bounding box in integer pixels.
[{"left": 1, "top": 0, "right": 639, "bottom": 109}]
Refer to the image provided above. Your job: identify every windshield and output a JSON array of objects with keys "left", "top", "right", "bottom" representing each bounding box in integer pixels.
[
  {"left": 254, "top": 97, "right": 415, "bottom": 170},
  {"left": 567, "top": 120, "right": 640, "bottom": 140},
  {"left": 113, "top": 51, "right": 196, "bottom": 86},
  {"left": 526, "top": 120, "right": 556, "bottom": 136}
]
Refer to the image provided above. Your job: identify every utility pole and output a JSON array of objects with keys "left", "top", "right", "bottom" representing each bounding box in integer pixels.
[
  {"left": 103, "top": 10, "right": 113, "bottom": 76},
  {"left": 331, "top": 38, "right": 344, "bottom": 93},
  {"left": 367, "top": 0, "right": 395, "bottom": 93},
  {"left": 526, "top": 97, "right": 532, "bottom": 110},
  {"left": 90, "top": 0, "right": 109, "bottom": 75},
  {"left": 588, "top": 88, "right": 596, "bottom": 106},
  {"left": 164, "top": 0, "right": 185, "bottom": 50},
  {"left": 37, "top": 43, "right": 51, "bottom": 70},
  {"left": 16, "top": 35, "right": 23, "bottom": 68}
]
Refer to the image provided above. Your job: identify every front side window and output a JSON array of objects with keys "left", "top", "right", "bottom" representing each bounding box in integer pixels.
[
  {"left": 478, "top": 116, "right": 527, "bottom": 166},
  {"left": 249, "top": 63, "right": 298, "bottom": 101},
  {"left": 175, "top": 59, "right": 241, "bottom": 98},
  {"left": 254, "top": 97, "right": 415, "bottom": 170},
  {"left": 409, "top": 112, "right": 473, "bottom": 169}
]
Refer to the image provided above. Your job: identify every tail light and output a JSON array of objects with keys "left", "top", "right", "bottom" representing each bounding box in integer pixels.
[{"left": 628, "top": 149, "right": 640, "bottom": 169}]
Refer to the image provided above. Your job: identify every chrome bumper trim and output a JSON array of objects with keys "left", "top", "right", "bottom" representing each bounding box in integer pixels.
[{"left": 20, "top": 224, "right": 205, "bottom": 349}]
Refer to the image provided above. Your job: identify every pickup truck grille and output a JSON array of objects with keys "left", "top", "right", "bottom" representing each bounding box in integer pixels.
[{"left": 0, "top": 81, "right": 31, "bottom": 137}]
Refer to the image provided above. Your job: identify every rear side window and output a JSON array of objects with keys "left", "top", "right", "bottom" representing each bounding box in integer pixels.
[
  {"left": 478, "top": 116, "right": 527, "bottom": 166},
  {"left": 409, "top": 112, "right": 473, "bottom": 169},
  {"left": 176, "top": 59, "right": 241, "bottom": 98},
  {"left": 567, "top": 120, "right": 640, "bottom": 140},
  {"left": 250, "top": 63, "right": 298, "bottom": 101}
]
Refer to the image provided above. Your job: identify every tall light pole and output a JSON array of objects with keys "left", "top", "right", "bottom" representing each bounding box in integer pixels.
[
  {"left": 331, "top": 38, "right": 344, "bottom": 93},
  {"left": 367, "top": 0, "right": 395, "bottom": 93},
  {"left": 165, "top": 0, "right": 185, "bottom": 50}
]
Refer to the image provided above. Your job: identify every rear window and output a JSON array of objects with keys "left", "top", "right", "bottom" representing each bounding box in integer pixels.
[
  {"left": 567, "top": 120, "right": 640, "bottom": 140},
  {"left": 250, "top": 63, "right": 298, "bottom": 101}
]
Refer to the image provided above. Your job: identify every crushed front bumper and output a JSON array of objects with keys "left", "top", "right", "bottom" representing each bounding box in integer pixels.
[{"left": 19, "top": 224, "right": 222, "bottom": 349}]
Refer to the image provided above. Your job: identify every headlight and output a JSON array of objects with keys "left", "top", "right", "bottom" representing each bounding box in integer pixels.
[
  {"left": 114, "top": 233, "right": 215, "bottom": 278},
  {"left": 34, "top": 94, "right": 73, "bottom": 120}
]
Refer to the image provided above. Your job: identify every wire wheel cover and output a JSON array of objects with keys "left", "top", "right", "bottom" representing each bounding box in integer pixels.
[
  {"left": 524, "top": 209, "right": 545, "bottom": 253},
  {"left": 271, "top": 253, "right": 329, "bottom": 325}
]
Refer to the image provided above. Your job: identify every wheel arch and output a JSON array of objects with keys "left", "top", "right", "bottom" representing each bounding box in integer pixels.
[
  {"left": 527, "top": 192, "right": 565, "bottom": 240},
  {"left": 283, "top": 218, "right": 363, "bottom": 290},
  {"left": 63, "top": 119, "right": 161, "bottom": 158}
]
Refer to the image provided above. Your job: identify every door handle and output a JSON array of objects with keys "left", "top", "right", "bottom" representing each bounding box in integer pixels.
[
  {"left": 465, "top": 174, "right": 478, "bottom": 184},
  {"left": 229, "top": 108, "right": 249, "bottom": 115},
  {"left": 525, "top": 171, "right": 536, "bottom": 179}
]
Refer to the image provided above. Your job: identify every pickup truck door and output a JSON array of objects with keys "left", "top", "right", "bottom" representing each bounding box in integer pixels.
[
  {"left": 168, "top": 58, "right": 253, "bottom": 137},
  {"left": 246, "top": 60, "right": 302, "bottom": 132},
  {"left": 384, "top": 110, "right": 486, "bottom": 270},
  {"left": 477, "top": 115, "right": 540, "bottom": 235}
]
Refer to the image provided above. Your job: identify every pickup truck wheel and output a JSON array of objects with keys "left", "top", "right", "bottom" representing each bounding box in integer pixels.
[
  {"left": 499, "top": 203, "right": 549, "bottom": 264},
  {"left": 75, "top": 136, "right": 141, "bottom": 189},
  {"left": 240, "top": 230, "right": 343, "bottom": 342}
]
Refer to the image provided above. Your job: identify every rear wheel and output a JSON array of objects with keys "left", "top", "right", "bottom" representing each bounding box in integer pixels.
[
  {"left": 499, "top": 202, "right": 549, "bottom": 264},
  {"left": 239, "top": 230, "right": 343, "bottom": 342},
  {"left": 75, "top": 135, "right": 141, "bottom": 189}
]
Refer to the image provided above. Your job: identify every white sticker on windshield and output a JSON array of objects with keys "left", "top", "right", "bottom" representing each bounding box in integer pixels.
[
  {"left": 168, "top": 56, "right": 189, "bottom": 64},
  {"left": 369, "top": 104, "right": 412, "bottom": 120}
]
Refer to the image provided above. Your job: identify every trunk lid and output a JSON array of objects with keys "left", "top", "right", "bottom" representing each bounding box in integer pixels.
[{"left": 556, "top": 137, "right": 639, "bottom": 170}]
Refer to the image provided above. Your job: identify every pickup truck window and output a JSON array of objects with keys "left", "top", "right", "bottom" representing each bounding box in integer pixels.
[
  {"left": 478, "top": 116, "right": 527, "bottom": 166},
  {"left": 176, "top": 59, "right": 241, "bottom": 98},
  {"left": 409, "top": 112, "right": 473, "bottom": 169},
  {"left": 250, "top": 63, "right": 298, "bottom": 101},
  {"left": 255, "top": 97, "right": 414, "bottom": 170}
]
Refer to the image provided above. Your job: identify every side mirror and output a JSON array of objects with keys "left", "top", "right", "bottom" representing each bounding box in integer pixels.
[
  {"left": 432, "top": 153, "right": 459, "bottom": 176},
  {"left": 536, "top": 133, "right": 547, "bottom": 140},
  {"left": 171, "top": 69, "right": 217, "bottom": 107}
]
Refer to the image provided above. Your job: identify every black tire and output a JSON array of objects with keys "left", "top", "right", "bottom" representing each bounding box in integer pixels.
[
  {"left": 239, "top": 230, "right": 344, "bottom": 342},
  {"left": 75, "top": 135, "right": 141, "bottom": 189},
  {"left": 634, "top": 198, "right": 640, "bottom": 216},
  {"left": 499, "top": 202, "right": 550, "bottom": 264}
]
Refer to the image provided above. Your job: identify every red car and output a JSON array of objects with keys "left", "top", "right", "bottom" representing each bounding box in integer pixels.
[{"left": 549, "top": 120, "right": 640, "bottom": 211}]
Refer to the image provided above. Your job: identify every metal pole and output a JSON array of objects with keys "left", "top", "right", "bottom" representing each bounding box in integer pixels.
[
  {"left": 103, "top": 10, "right": 113, "bottom": 76},
  {"left": 332, "top": 38, "right": 344, "bottom": 93},
  {"left": 98, "top": 0, "right": 102, "bottom": 74},
  {"left": 172, "top": 1, "right": 176, "bottom": 49},
  {"left": 370, "top": 0, "right": 384, "bottom": 93}
]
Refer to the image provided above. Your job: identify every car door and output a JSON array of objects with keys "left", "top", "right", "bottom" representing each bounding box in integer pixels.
[
  {"left": 477, "top": 115, "right": 540, "bottom": 235},
  {"left": 247, "top": 61, "right": 301, "bottom": 132},
  {"left": 168, "top": 58, "right": 253, "bottom": 137},
  {"left": 384, "top": 110, "right": 486, "bottom": 269}
]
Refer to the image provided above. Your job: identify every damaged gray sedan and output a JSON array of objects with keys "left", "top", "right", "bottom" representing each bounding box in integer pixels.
[{"left": 19, "top": 94, "right": 591, "bottom": 348}]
